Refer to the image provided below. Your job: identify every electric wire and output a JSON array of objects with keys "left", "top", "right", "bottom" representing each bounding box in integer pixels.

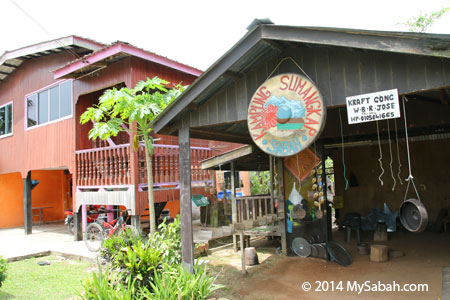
[{"left": 9, "top": 0, "right": 81, "bottom": 60}]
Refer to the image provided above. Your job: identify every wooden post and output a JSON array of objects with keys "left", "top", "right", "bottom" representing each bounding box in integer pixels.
[
  {"left": 240, "top": 231, "right": 246, "bottom": 274},
  {"left": 231, "top": 162, "right": 238, "bottom": 252},
  {"left": 269, "top": 156, "right": 275, "bottom": 214},
  {"left": 131, "top": 215, "right": 141, "bottom": 233},
  {"left": 320, "top": 143, "right": 332, "bottom": 242},
  {"left": 129, "top": 122, "right": 139, "bottom": 218},
  {"left": 276, "top": 157, "right": 288, "bottom": 256},
  {"left": 179, "top": 123, "right": 194, "bottom": 273},
  {"left": 73, "top": 211, "right": 83, "bottom": 241},
  {"left": 23, "top": 171, "right": 32, "bottom": 235},
  {"left": 82, "top": 204, "right": 87, "bottom": 233}
]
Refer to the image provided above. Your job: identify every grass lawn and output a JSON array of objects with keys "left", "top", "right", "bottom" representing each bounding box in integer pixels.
[{"left": 0, "top": 255, "right": 94, "bottom": 300}]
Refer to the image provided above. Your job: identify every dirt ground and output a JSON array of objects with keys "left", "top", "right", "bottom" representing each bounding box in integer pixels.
[{"left": 208, "top": 230, "right": 450, "bottom": 300}]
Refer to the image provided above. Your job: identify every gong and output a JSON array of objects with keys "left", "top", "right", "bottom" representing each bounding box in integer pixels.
[
  {"left": 399, "top": 198, "right": 428, "bottom": 232},
  {"left": 291, "top": 237, "right": 311, "bottom": 257}
]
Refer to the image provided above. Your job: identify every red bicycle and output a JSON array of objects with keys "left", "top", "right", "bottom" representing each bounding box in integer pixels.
[{"left": 84, "top": 210, "right": 139, "bottom": 252}]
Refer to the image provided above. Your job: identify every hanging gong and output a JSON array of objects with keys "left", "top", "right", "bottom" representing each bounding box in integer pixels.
[
  {"left": 293, "top": 205, "right": 306, "bottom": 219},
  {"left": 310, "top": 244, "right": 319, "bottom": 258},
  {"left": 315, "top": 208, "right": 324, "bottom": 219},
  {"left": 399, "top": 198, "right": 428, "bottom": 232},
  {"left": 291, "top": 237, "right": 311, "bottom": 257}
]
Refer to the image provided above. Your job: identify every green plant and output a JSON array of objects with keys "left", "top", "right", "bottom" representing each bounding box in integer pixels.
[
  {"left": 80, "top": 77, "right": 184, "bottom": 235},
  {"left": 144, "top": 264, "right": 223, "bottom": 300},
  {"left": 0, "top": 255, "right": 7, "bottom": 288},
  {"left": 100, "top": 227, "right": 143, "bottom": 262},
  {"left": 149, "top": 216, "right": 182, "bottom": 265},
  {"left": 79, "top": 215, "right": 222, "bottom": 300},
  {"left": 112, "top": 240, "right": 162, "bottom": 289},
  {"left": 403, "top": 6, "right": 450, "bottom": 32},
  {"left": 79, "top": 266, "right": 143, "bottom": 300},
  {"left": 250, "top": 171, "right": 270, "bottom": 195}
]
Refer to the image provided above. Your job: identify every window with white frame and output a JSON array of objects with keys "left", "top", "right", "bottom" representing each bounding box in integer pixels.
[
  {"left": 26, "top": 80, "right": 72, "bottom": 128},
  {"left": 0, "top": 102, "right": 13, "bottom": 137}
]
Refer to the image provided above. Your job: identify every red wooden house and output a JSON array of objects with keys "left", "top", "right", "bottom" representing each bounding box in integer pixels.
[{"left": 0, "top": 36, "right": 227, "bottom": 238}]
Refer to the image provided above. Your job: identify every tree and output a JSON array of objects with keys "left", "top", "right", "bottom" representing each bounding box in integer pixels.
[
  {"left": 80, "top": 77, "right": 184, "bottom": 235},
  {"left": 404, "top": 6, "right": 450, "bottom": 32}
]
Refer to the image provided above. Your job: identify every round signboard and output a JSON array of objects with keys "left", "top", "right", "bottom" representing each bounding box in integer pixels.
[{"left": 247, "top": 73, "right": 326, "bottom": 157}]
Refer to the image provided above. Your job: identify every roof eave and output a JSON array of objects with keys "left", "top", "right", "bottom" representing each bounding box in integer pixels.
[
  {"left": 151, "top": 25, "right": 450, "bottom": 134},
  {"left": 0, "top": 36, "right": 103, "bottom": 66},
  {"left": 53, "top": 43, "right": 203, "bottom": 80},
  {"left": 261, "top": 25, "right": 450, "bottom": 58}
]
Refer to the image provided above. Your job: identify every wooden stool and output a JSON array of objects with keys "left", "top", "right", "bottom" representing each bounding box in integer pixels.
[{"left": 370, "top": 245, "right": 389, "bottom": 262}]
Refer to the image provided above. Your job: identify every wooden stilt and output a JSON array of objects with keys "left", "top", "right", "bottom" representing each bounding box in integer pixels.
[
  {"left": 231, "top": 161, "right": 238, "bottom": 252},
  {"left": 23, "top": 171, "right": 32, "bottom": 235}
]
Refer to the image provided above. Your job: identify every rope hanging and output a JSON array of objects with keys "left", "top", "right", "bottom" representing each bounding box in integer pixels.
[
  {"left": 338, "top": 109, "right": 349, "bottom": 190},
  {"left": 394, "top": 119, "right": 403, "bottom": 185},
  {"left": 402, "top": 96, "right": 421, "bottom": 202},
  {"left": 376, "top": 121, "right": 385, "bottom": 186},
  {"left": 265, "top": 57, "right": 318, "bottom": 86},
  {"left": 386, "top": 120, "right": 396, "bottom": 191}
]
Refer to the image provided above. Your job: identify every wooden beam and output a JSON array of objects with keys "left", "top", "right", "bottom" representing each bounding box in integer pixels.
[
  {"left": 1, "top": 63, "right": 17, "bottom": 68},
  {"left": 23, "top": 171, "right": 32, "bottom": 235},
  {"left": 179, "top": 122, "right": 194, "bottom": 273},
  {"left": 202, "top": 145, "right": 253, "bottom": 169},
  {"left": 276, "top": 158, "right": 287, "bottom": 255},
  {"left": 223, "top": 71, "right": 242, "bottom": 81},
  {"left": 190, "top": 128, "right": 253, "bottom": 144},
  {"left": 231, "top": 161, "right": 238, "bottom": 252}
]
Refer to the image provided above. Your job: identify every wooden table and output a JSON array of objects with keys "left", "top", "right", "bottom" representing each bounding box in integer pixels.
[
  {"left": 32, "top": 206, "right": 52, "bottom": 225},
  {"left": 235, "top": 225, "right": 281, "bottom": 274}
]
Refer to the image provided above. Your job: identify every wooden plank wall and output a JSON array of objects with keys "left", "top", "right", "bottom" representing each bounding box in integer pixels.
[
  {"left": 0, "top": 52, "right": 77, "bottom": 177},
  {"left": 332, "top": 138, "right": 450, "bottom": 222},
  {"left": 187, "top": 45, "right": 450, "bottom": 129}
]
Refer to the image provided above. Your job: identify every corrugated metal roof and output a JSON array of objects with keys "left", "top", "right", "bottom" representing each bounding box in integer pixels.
[{"left": 0, "top": 35, "right": 104, "bottom": 82}]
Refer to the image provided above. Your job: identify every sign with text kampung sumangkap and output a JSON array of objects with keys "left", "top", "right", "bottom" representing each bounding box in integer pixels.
[
  {"left": 247, "top": 73, "right": 326, "bottom": 157},
  {"left": 346, "top": 89, "right": 400, "bottom": 124}
]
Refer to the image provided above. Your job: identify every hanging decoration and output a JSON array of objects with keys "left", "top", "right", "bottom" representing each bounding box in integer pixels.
[
  {"left": 338, "top": 109, "right": 349, "bottom": 191},
  {"left": 376, "top": 121, "right": 385, "bottom": 186},
  {"left": 394, "top": 119, "right": 403, "bottom": 185},
  {"left": 398, "top": 96, "right": 428, "bottom": 232},
  {"left": 386, "top": 120, "right": 397, "bottom": 191},
  {"left": 247, "top": 58, "right": 326, "bottom": 157}
]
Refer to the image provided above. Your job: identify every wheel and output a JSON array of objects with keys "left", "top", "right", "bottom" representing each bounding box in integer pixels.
[{"left": 84, "top": 222, "right": 104, "bottom": 252}]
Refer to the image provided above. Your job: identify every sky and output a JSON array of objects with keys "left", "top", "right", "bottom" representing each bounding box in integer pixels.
[{"left": 0, "top": 0, "right": 449, "bottom": 71}]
